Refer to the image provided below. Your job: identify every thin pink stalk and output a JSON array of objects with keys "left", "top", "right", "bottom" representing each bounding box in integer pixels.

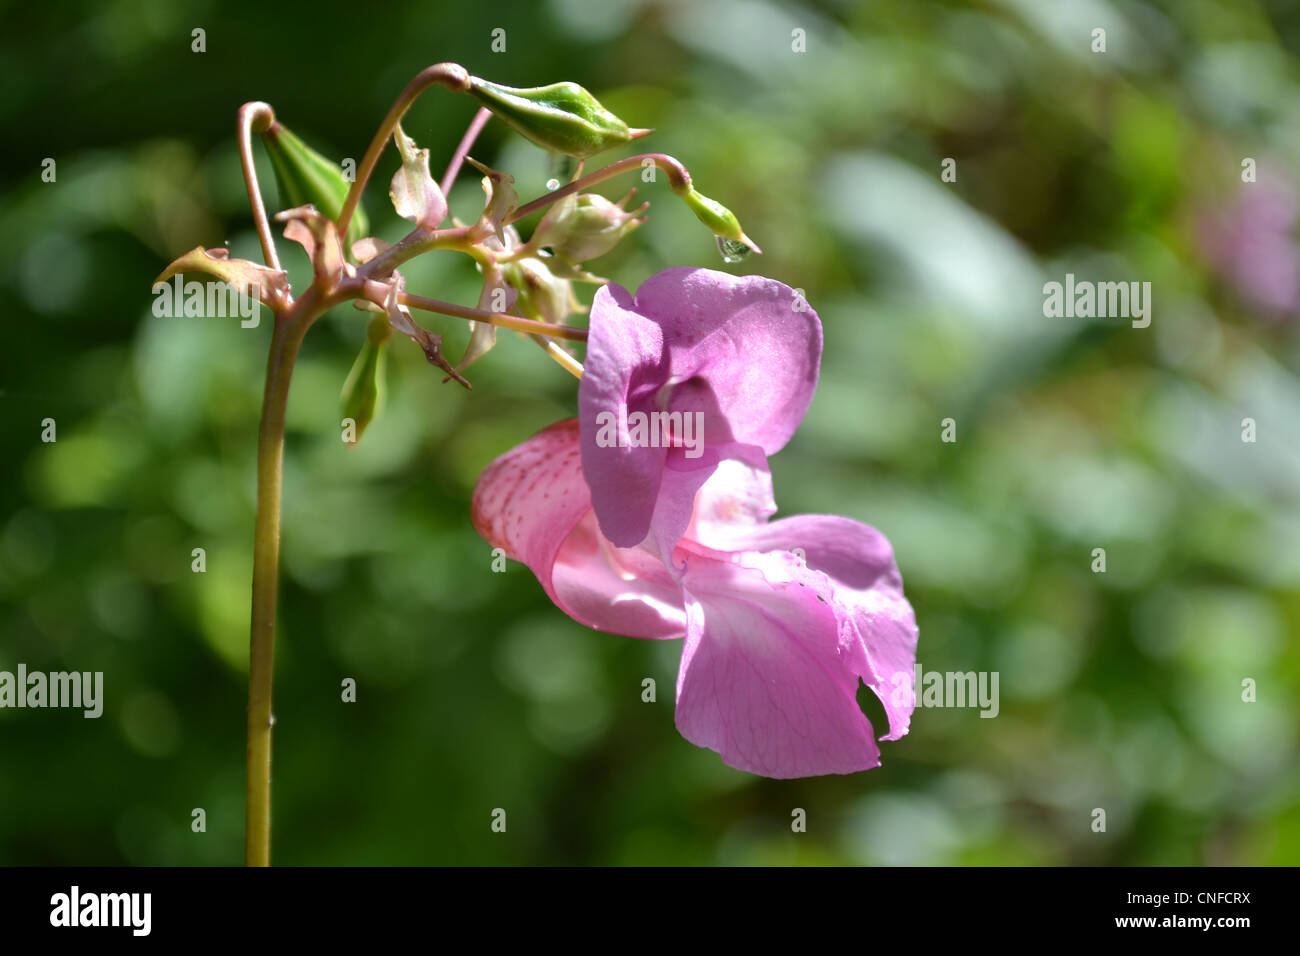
[
  {"left": 508, "top": 154, "right": 692, "bottom": 225},
  {"left": 441, "top": 107, "right": 492, "bottom": 196},
  {"left": 337, "top": 62, "right": 473, "bottom": 240},
  {"left": 237, "top": 102, "right": 282, "bottom": 274}
]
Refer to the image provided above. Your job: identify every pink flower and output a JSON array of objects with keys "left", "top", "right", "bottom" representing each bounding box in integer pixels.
[
  {"left": 472, "top": 419, "right": 917, "bottom": 777},
  {"left": 578, "top": 267, "right": 821, "bottom": 559},
  {"left": 473, "top": 268, "right": 916, "bottom": 776},
  {"left": 1197, "top": 171, "right": 1300, "bottom": 322}
]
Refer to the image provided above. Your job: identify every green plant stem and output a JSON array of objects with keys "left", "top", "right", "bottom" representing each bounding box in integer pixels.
[{"left": 245, "top": 289, "right": 322, "bottom": 867}]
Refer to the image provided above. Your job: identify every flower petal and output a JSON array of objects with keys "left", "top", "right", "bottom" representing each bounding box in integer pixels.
[
  {"left": 465, "top": 157, "right": 519, "bottom": 244},
  {"left": 275, "top": 204, "right": 348, "bottom": 284},
  {"left": 380, "top": 279, "right": 468, "bottom": 389},
  {"left": 607, "top": 267, "right": 821, "bottom": 451},
  {"left": 674, "top": 550, "right": 882, "bottom": 777},
  {"left": 457, "top": 266, "right": 516, "bottom": 372},
  {"left": 682, "top": 455, "right": 778, "bottom": 548},
  {"left": 578, "top": 287, "right": 667, "bottom": 547},
  {"left": 712, "top": 514, "right": 919, "bottom": 741},
  {"left": 472, "top": 420, "right": 685, "bottom": 638},
  {"left": 580, "top": 267, "right": 821, "bottom": 551},
  {"left": 389, "top": 122, "right": 448, "bottom": 230}
]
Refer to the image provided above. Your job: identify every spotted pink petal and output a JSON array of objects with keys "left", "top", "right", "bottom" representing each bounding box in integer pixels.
[{"left": 471, "top": 419, "right": 685, "bottom": 639}]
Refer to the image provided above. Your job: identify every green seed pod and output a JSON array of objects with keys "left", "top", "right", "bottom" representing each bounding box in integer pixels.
[
  {"left": 339, "top": 313, "right": 389, "bottom": 445},
  {"left": 466, "top": 77, "right": 648, "bottom": 159},
  {"left": 262, "top": 122, "right": 368, "bottom": 247},
  {"left": 675, "top": 186, "right": 761, "bottom": 256}
]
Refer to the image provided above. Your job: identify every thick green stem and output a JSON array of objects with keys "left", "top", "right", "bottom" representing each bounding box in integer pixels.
[{"left": 245, "top": 291, "right": 320, "bottom": 867}]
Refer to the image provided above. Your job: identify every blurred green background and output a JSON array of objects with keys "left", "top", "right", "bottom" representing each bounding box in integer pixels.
[{"left": 1, "top": 0, "right": 1298, "bottom": 865}]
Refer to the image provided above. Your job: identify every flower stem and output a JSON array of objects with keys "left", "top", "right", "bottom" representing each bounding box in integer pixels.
[
  {"left": 357, "top": 226, "right": 473, "bottom": 283},
  {"left": 245, "top": 290, "right": 321, "bottom": 867},
  {"left": 441, "top": 107, "right": 492, "bottom": 196},
  {"left": 507, "top": 153, "right": 692, "bottom": 225},
  {"left": 530, "top": 334, "right": 584, "bottom": 378},
  {"left": 336, "top": 62, "right": 472, "bottom": 240},
  {"left": 237, "top": 101, "right": 282, "bottom": 273},
  {"left": 392, "top": 285, "right": 588, "bottom": 342}
]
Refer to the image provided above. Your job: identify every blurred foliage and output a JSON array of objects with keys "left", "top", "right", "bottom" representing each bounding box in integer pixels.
[{"left": 2, "top": 0, "right": 1299, "bottom": 865}]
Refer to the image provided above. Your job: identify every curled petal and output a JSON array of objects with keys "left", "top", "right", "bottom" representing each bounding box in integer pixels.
[
  {"left": 578, "top": 298, "right": 665, "bottom": 547},
  {"left": 275, "top": 204, "right": 349, "bottom": 285},
  {"left": 389, "top": 122, "right": 448, "bottom": 230},
  {"left": 642, "top": 441, "right": 773, "bottom": 565},
  {"left": 466, "top": 156, "right": 519, "bottom": 244},
  {"left": 351, "top": 236, "right": 392, "bottom": 265},
  {"left": 683, "top": 456, "right": 778, "bottom": 547},
  {"left": 381, "top": 280, "right": 469, "bottom": 389},
  {"left": 457, "top": 266, "right": 517, "bottom": 372},
  {"left": 154, "top": 246, "right": 289, "bottom": 310}
]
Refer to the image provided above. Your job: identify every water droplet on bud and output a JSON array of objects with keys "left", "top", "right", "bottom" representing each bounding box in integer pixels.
[
  {"left": 546, "top": 151, "right": 578, "bottom": 191},
  {"left": 716, "top": 236, "right": 752, "bottom": 263}
]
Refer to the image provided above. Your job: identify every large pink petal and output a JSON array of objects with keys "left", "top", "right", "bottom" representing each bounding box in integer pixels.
[
  {"left": 621, "top": 268, "right": 822, "bottom": 454},
  {"left": 580, "top": 267, "right": 822, "bottom": 550},
  {"left": 472, "top": 419, "right": 685, "bottom": 639},
  {"left": 709, "top": 514, "right": 919, "bottom": 740},
  {"left": 673, "top": 550, "right": 882, "bottom": 778}
]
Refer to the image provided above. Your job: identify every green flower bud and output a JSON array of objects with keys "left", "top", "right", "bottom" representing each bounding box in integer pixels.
[
  {"left": 262, "top": 121, "right": 368, "bottom": 246},
  {"left": 504, "top": 256, "right": 577, "bottom": 326},
  {"left": 533, "top": 191, "right": 645, "bottom": 263},
  {"left": 339, "top": 313, "right": 388, "bottom": 445},
  {"left": 529, "top": 193, "right": 579, "bottom": 251},
  {"left": 466, "top": 77, "right": 649, "bottom": 159}
]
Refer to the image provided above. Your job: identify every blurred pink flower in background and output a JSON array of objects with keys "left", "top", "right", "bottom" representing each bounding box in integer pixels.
[{"left": 1198, "top": 171, "right": 1300, "bottom": 323}]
